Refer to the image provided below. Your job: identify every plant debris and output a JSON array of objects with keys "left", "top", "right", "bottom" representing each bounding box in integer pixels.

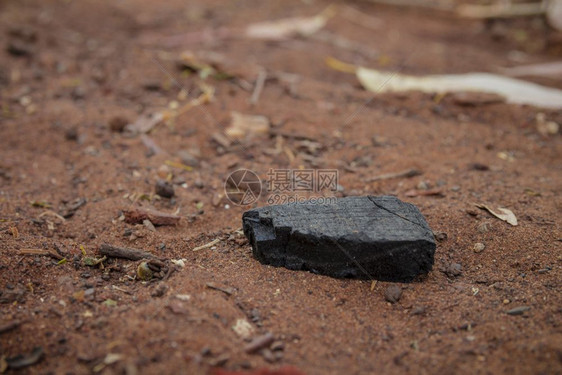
[
  {"left": 5, "top": 347, "right": 43, "bottom": 370},
  {"left": 245, "top": 7, "right": 334, "bottom": 41},
  {"left": 18, "top": 248, "right": 64, "bottom": 261},
  {"left": 225, "top": 112, "right": 270, "bottom": 139},
  {"left": 99, "top": 243, "right": 158, "bottom": 261},
  {"left": 125, "top": 112, "right": 164, "bottom": 134},
  {"left": 244, "top": 332, "right": 275, "bottom": 354},
  {"left": 137, "top": 262, "right": 153, "bottom": 281},
  {"left": 123, "top": 207, "right": 181, "bottom": 226},
  {"left": 349, "top": 63, "right": 562, "bottom": 109},
  {"left": 366, "top": 168, "right": 422, "bottom": 182},
  {"left": 404, "top": 188, "right": 444, "bottom": 198},
  {"left": 475, "top": 204, "right": 518, "bottom": 226},
  {"left": 192, "top": 238, "right": 221, "bottom": 252},
  {"left": 205, "top": 282, "right": 234, "bottom": 296},
  {"left": 59, "top": 198, "right": 87, "bottom": 218},
  {"left": 0, "top": 320, "right": 21, "bottom": 335}
]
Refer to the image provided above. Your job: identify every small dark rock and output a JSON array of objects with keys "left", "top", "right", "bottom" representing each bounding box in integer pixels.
[
  {"left": 109, "top": 116, "right": 129, "bottom": 133},
  {"left": 469, "top": 163, "right": 490, "bottom": 171},
  {"left": 506, "top": 306, "right": 531, "bottom": 316},
  {"left": 142, "top": 81, "right": 162, "bottom": 91},
  {"left": 8, "top": 26, "right": 37, "bottom": 42},
  {"left": 6, "top": 41, "right": 33, "bottom": 57},
  {"left": 384, "top": 284, "right": 402, "bottom": 303},
  {"left": 155, "top": 179, "right": 174, "bottom": 198},
  {"left": 443, "top": 262, "right": 462, "bottom": 278},
  {"left": 65, "top": 127, "right": 79, "bottom": 141}
]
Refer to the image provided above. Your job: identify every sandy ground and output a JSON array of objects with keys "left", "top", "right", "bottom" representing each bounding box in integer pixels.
[{"left": 0, "top": 0, "right": 561, "bottom": 374}]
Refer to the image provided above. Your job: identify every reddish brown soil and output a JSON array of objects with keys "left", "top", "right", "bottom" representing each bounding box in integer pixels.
[{"left": 1, "top": 1, "right": 561, "bottom": 374}]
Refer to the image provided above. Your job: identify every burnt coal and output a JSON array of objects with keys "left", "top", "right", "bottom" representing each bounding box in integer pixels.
[{"left": 243, "top": 196, "right": 435, "bottom": 282}]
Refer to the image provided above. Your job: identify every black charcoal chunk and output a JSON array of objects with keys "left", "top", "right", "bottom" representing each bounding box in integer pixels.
[{"left": 242, "top": 196, "right": 436, "bottom": 282}]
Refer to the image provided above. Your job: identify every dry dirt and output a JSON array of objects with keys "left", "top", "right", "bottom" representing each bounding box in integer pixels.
[{"left": 1, "top": 0, "right": 561, "bottom": 374}]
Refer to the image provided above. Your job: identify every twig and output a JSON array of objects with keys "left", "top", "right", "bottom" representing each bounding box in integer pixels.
[
  {"left": 99, "top": 243, "right": 157, "bottom": 261},
  {"left": 0, "top": 320, "right": 21, "bottom": 334},
  {"left": 366, "top": 168, "right": 422, "bottom": 182},
  {"left": 140, "top": 134, "right": 165, "bottom": 155},
  {"left": 457, "top": 2, "right": 545, "bottom": 19},
  {"left": 38, "top": 211, "right": 65, "bottom": 222},
  {"left": 206, "top": 282, "right": 234, "bottom": 296},
  {"left": 269, "top": 129, "right": 317, "bottom": 142},
  {"left": 249, "top": 69, "right": 267, "bottom": 105},
  {"left": 18, "top": 249, "right": 63, "bottom": 261},
  {"left": 192, "top": 238, "right": 221, "bottom": 252},
  {"left": 364, "top": 0, "right": 455, "bottom": 11},
  {"left": 123, "top": 207, "right": 180, "bottom": 226},
  {"left": 244, "top": 332, "right": 275, "bottom": 354}
]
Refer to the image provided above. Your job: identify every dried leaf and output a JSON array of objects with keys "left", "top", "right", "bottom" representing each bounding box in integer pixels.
[
  {"left": 245, "top": 7, "right": 334, "bottom": 40},
  {"left": 475, "top": 204, "right": 518, "bottom": 226},
  {"left": 546, "top": 0, "right": 562, "bottom": 31},
  {"left": 501, "top": 61, "right": 562, "bottom": 80},
  {"left": 30, "top": 200, "right": 51, "bottom": 208},
  {"left": 356, "top": 67, "right": 562, "bottom": 109},
  {"left": 125, "top": 112, "right": 163, "bottom": 134},
  {"left": 225, "top": 112, "right": 270, "bottom": 139}
]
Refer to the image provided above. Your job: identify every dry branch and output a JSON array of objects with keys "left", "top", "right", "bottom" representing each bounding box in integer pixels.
[{"left": 99, "top": 243, "right": 157, "bottom": 261}]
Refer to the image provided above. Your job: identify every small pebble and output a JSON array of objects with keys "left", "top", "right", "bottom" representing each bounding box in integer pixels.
[
  {"left": 155, "top": 179, "right": 174, "bottom": 198},
  {"left": 477, "top": 222, "right": 491, "bottom": 233},
  {"left": 143, "top": 219, "right": 156, "bottom": 232},
  {"left": 506, "top": 306, "right": 530, "bottom": 316},
  {"left": 411, "top": 305, "right": 426, "bottom": 316},
  {"left": 444, "top": 262, "right": 462, "bottom": 278},
  {"left": 473, "top": 242, "right": 485, "bottom": 253},
  {"left": 384, "top": 284, "right": 402, "bottom": 304},
  {"left": 177, "top": 150, "right": 200, "bottom": 167},
  {"left": 417, "top": 181, "right": 429, "bottom": 190},
  {"left": 270, "top": 341, "right": 285, "bottom": 351},
  {"left": 65, "top": 127, "right": 79, "bottom": 141},
  {"left": 434, "top": 232, "right": 448, "bottom": 242},
  {"left": 261, "top": 348, "right": 276, "bottom": 363}
]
